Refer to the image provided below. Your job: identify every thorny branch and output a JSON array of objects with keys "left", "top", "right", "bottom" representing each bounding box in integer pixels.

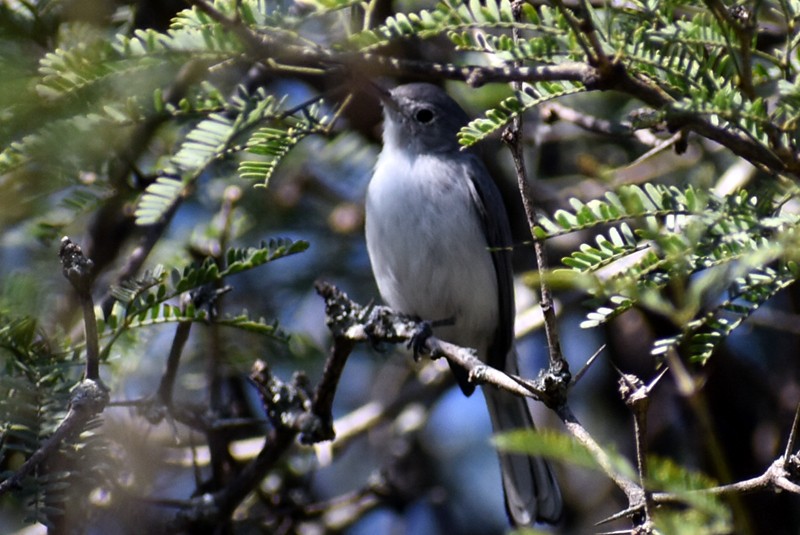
[
  {"left": 314, "top": 281, "right": 644, "bottom": 498},
  {"left": 184, "top": 0, "right": 796, "bottom": 177},
  {"left": 171, "top": 282, "right": 359, "bottom": 530},
  {"left": 496, "top": 8, "right": 651, "bottom": 522},
  {"left": 503, "top": 0, "right": 570, "bottom": 385},
  {"left": 315, "top": 280, "right": 556, "bottom": 404},
  {"left": 155, "top": 307, "right": 193, "bottom": 409},
  {"left": 314, "top": 280, "right": 800, "bottom": 528},
  {"left": 618, "top": 372, "right": 657, "bottom": 527},
  {"left": 606, "top": 364, "right": 800, "bottom": 528}
]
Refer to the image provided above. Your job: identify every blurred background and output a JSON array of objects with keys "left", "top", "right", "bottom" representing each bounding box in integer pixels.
[{"left": 2, "top": 1, "right": 800, "bottom": 534}]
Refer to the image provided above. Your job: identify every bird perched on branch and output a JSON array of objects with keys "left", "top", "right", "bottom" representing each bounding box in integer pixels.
[{"left": 364, "top": 82, "right": 563, "bottom": 526}]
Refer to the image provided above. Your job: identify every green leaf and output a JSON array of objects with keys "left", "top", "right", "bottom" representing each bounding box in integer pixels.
[
  {"left": 239, "top": 97, "right": 330, "bottom": 186},
  {"left": 647, "top": 456, "right": 732, "bottom": 534},
  {"left": 134, "top": 176, "right": 184, "bottom": 226},
  {"left": 534, "top": 185, "right": 707, "bottom": 239},
  {"left": 221, "top": 239, "right": 310, "bottom": 276},
  {"left": 134, "top": 87, "right": 286, "bottom": 224},
  {"left": 459, "top": 84, "right": 584, "bottom": 146}
]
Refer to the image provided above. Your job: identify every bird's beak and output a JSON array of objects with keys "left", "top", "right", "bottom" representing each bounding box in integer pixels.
[{"left": 366, "top": 82, "right": 399, "bottom": 112}]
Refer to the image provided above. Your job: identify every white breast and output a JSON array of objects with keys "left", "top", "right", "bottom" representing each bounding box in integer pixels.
[{"left": 365, "top": 148, "right": 499, "bottom": 356}]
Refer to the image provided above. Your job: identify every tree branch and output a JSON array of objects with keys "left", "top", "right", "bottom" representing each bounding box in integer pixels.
[
  {"left": 183, "top": 0, "right": 797, "bottom": 177},
  {"left": 314, "top": 280, "right": 553, "bottom": 403},
  {"left": 618, "top": 371, "right": 664, "bottom": 528},
  {"left": 0, "top": 379, "right": 109, "bottom": 495},
  {"left": 503, "top": 0, "right": 570, "bottom": 389},
  {"left": 59, "top": 237, "right": 101, "bottom": 382},
  {"left": 0, "top": 238, "right": 112, "bottom": 496},
  {"left": 314, "top": 280, "right": 649, "bottom": 514},
  {"left": 556, "top": 403, "right": 644, "bottom": 507}
]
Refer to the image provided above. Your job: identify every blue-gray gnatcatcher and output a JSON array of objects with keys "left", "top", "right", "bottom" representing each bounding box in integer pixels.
[{"left": 364, "top": 83, "right": 563, "bottom": 525}]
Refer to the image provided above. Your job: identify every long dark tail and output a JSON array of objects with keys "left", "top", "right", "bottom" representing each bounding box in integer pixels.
[{"left": 484, "top": 349, "right": 563, "bottom": 525}]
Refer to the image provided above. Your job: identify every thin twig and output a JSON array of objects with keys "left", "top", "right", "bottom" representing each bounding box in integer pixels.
[
  {"left": 503, "top": 1, "right": 570, "bottom": 383},
  {"left": 549, "top": 0, "right": 597, "bottom": 64},
  {"left": 156, "top": 312, "right": 193, "bottom": 407},
  {"left": 618, "top": 372, "right": 656, "bottom": 525},
  {"left": 577, "top": 0, "right": 610, "bottom": 68},
  {"left": 651, "top": 455, "right": 800, "bottom": 501},
  {"left": 304, "top": 334, "right": 355, "bottom": 443},
  {"left": 540, "top": 102, "right": 635, "bottom": 137},
  {"left": 783, "top": 401, "right": 800, "bottom": 460},
  {"left": 556, "top": 403, "right": 644, "bottom": 506},
  {"left": 59, "top": 237, "right": 101, "bottom": 381}
]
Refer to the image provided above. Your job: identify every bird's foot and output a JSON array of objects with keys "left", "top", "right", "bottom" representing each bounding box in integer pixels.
[
  {"left": 407, "top": 320, "right": 433, "bottom": 361},
  {"left": 407, "top": 317, "right": 455, "bottom": 361}
]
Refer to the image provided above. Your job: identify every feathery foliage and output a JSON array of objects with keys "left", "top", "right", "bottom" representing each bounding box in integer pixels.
[
  {"left": 0, "top": 313, "right": 92, "bottom": 528},
  {"left": 3, "top": 0, "right": 800, "bottom": 532},
  {"left": 532, "top": 183, "right": 800, "bottom": 364},
  {"left": 101, "top": 239, "right": 308, "bottom": 354}
]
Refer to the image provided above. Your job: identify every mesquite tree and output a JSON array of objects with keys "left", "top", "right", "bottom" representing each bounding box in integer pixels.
[{"left": 2, "top": 1, "right": 800, "bottom": 533}]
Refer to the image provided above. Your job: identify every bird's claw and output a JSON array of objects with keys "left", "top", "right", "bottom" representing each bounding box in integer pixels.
[{"left": 407, "top": 320, "right": 433, "bottom": 361}]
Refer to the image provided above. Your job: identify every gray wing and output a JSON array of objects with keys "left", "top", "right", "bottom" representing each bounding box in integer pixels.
[{"left": 463, "top": 155, "right": 516, "bottom": 371}]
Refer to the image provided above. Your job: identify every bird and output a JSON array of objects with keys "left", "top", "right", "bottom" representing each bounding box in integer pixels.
[{"left": 364, "top": 82, "right": 563, "bottom": 525}]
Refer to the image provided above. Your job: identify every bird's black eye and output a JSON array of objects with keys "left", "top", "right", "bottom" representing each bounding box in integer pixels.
[{"left": 414, "top": 107, "right": 435, "bottom": 123}]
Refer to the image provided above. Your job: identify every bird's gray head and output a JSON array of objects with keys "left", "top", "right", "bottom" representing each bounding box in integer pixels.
[{"left": 378, "top": 83, "right": 470, "bottom": 155}]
